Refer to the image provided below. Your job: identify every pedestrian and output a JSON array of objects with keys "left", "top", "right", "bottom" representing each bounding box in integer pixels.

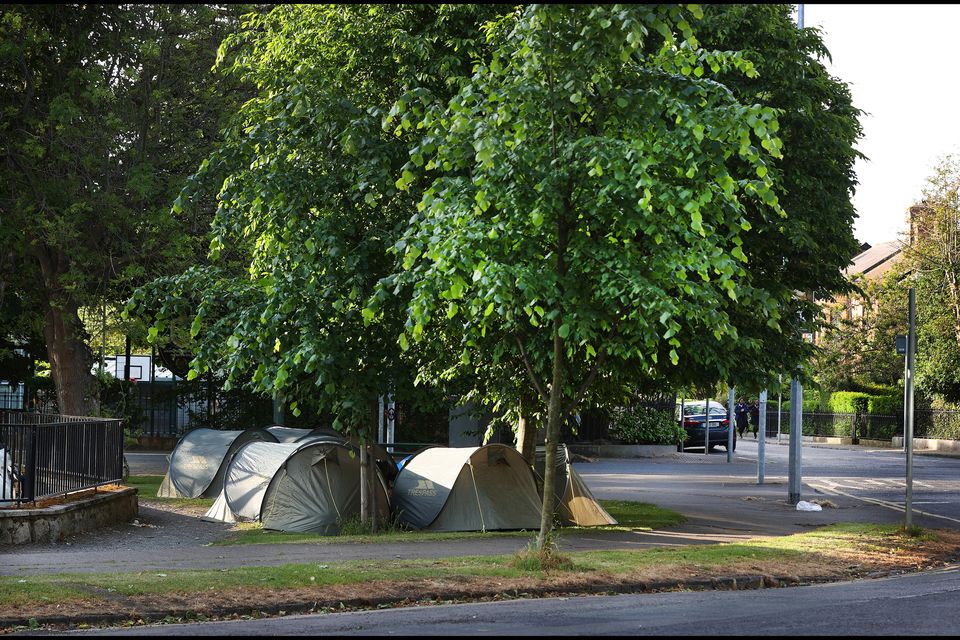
[
  {"left": 735, "top": 398, "right": 749, "bottom": 438},
  {"left": 749, "top": 400, "right": 760, "bottom": 439}
]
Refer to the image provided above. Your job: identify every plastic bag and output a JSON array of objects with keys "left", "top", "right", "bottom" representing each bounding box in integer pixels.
[{"left": 796, "top": 500, "right": 823, "bottom": 512}]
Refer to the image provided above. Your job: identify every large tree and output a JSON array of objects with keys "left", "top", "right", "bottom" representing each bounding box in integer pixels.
[
  {"left": 902, "top": 157, "right": 960, "bottom": 403},
  {"left": 379, "top": 4, "right": 790, "bottom": 547},
  {"left": 130, "top": 5, "right": 508, "bottom": 437},
  {"left": 0, "top": 5, "right": 247, "bottom": 414}
]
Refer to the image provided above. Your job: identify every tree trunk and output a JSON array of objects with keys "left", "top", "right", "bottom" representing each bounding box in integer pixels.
[
  {"left": 516, "top": 392, "right": 538, "bottom": 465},
  {"left": 36, "top": 247, "right": 99, "bottom": 416},
  {"left": 42, "top": 299, "right": 98, "bottom": 415},
  {"left": 537, "top": 322, "right": 565, "bottom": 550}
]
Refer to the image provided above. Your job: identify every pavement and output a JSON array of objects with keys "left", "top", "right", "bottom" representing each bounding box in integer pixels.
[
  {"left": 2, "top": 439, "right": 957, "bottom": 630},
  {"left": 3, "top": 439, "right": 944, "bottom": 578}
]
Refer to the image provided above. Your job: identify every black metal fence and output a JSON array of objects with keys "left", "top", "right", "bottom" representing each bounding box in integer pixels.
[
  {"left": 0, "top": 411, "right": 125, "bottom": 506},
  {"left": 764, "top": 408, "right": 960, "bottom": 441}
]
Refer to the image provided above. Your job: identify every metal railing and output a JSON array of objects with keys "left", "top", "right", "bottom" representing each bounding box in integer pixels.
[{"left": 0, "top": 411, "right": 125, "bottom": 506}]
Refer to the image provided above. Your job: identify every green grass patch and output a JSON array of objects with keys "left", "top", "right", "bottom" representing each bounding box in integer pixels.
[
  {"left": 125, "top": 475, "right": 214, "bottom": 509},
  {"left": 214, "top": 500, "right": 684, "bottom": 546},
  {"left": 597, "top": 500, "right": 686, "bottom": 530},
  {"left": 0, "top": 523, "right": 929, "bottom": 609}
]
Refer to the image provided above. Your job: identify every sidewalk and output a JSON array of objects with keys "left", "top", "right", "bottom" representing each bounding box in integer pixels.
[
  {"left": 4, "top": 447, "right": 958, "bottom": 630},
  {"left": 3, "top": 447, "right": 935, "bottom": 578}
]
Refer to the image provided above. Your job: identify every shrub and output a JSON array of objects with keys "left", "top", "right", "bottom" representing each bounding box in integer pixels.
[
  {"left": 608, "top": 406, "right": 685, "bottom": 445},
  {"left": 829, "top": 391, "right": 870, "bottom": 414},
  {"left": 868, "top": 395, "right": 901, "bottom": 415}
]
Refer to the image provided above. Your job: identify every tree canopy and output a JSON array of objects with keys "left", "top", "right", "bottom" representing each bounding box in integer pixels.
[
  {"left": 129, "top": 4, "right": 507, "bottom": 432},
  {"left": 0, "top": 4, "right": 249, "bottom": 413},
  {"left": 376, "top": 4, "right": 791, "bottom": 546}
]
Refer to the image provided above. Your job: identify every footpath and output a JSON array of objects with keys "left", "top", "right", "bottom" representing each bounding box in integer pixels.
[{"left": 2, "top": 439, "right": 957, "bottom": 629}]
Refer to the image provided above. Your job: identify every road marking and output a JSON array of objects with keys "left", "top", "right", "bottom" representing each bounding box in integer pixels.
[{"left": 809, "top": 481, "right": 960, "bottom": 526}]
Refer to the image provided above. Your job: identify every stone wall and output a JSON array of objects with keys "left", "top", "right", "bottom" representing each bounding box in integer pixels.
[
  {"left": 0, "top": 487, "right": 138, "bottom": 546},
  {"left": 568, "top": 444, "right": 678, "bottom": 458}
]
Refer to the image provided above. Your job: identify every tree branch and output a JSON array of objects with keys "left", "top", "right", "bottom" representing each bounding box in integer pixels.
[{"left": 515, "top": 333, "right": 547, "bottom": 404}]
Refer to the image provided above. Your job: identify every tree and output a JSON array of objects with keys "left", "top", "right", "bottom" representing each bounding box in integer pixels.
[
  {"left": 129, "top": 5, "right": 508, "bottom": 446},
  {"left": 380, "top": 5, "right": 789, "bottom": 548},
  {"left": 0, "top": 5, "right": 249, "bottom": 414},
  {"left": 814, "top": 271, "right": 907, "bottom": 392},
  {"left": 902, "top": 156, "right": 960, "bottom": 403},
  {"left": 691, "top": 4, "right": 865, "bottom": 385}
]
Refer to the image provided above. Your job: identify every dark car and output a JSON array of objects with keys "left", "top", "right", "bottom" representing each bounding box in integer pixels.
[{"left": 675, "top": 400, "right": 736, "bottom": 452}]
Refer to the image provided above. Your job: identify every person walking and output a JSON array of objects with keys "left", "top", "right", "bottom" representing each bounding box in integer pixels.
[
  {"left": 735, "top": 398, "right": 749, "bottom": 438},
  {"left": 749, "top": 400, "right": 761, "bottom": 439}
]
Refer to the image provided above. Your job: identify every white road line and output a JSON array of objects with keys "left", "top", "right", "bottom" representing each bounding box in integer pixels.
[{"left": 809, "top": 481, "right": 960, "bottom": 526}]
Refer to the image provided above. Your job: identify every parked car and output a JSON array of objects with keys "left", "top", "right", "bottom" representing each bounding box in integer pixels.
[{"left": 675, "top": 400, "right": 735, "bottom": 452}]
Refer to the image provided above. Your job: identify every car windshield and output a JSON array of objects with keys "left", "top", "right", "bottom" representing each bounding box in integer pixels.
[{"left": 681, "top": 404, "right": 727, "bottom": 417}]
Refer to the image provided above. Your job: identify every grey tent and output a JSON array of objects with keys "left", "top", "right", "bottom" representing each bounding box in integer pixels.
[
  {"left": 265, "top": 426, "right": 318, "bottom": 442},
  {"left": 264, "top": 426, "right": 397, "bottom": 482},
  {"left": 534, "top": 444, "right": 617, "bottom": 527},
  {"left": 157, "top": 427, "right": 277, "bottom": 499},
  {"left": 203, "top": 437, "right": 390, "bottom": 534},
  {"left": 392, "top": 444, "right": 542, "bottom": 532}
]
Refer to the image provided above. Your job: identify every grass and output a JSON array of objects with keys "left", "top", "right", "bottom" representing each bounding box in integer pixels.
[
  {"left": 0, "top": 523, "right": 942, "bottom": 611},
  {"left": 125, "top": 475, "right": 214, "bottom": 509},
  {"left": 211, "top": 499, "right": 685, "bottom": 546}
]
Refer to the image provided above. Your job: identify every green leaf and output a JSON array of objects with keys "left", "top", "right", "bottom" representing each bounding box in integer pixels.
[{"left": 558, "top": 323, "right": 571, "bottom": 339}]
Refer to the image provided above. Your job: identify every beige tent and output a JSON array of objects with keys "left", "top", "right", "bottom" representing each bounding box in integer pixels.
[
  {"left": 535, "top": 444, "right": 617, "bottom": 527},
  {"left": 392, "top": 445, "right": 542, "bottom": 532}
]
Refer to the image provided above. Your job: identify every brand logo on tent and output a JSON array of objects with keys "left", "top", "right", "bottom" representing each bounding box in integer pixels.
[{"left": 408, "top": 479, "right": 437, "bottom": 497}]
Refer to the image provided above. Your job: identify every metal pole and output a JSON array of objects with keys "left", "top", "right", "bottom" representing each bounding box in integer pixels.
[
  {"left": 704, "top": 398, "right": 710, "bottom": 455},
  {"left": 378, "top": 395, "right": 385, "bottom": 443},
  {"left": 387, "top": 391, "right": 396, "bottom": 451},
  {"left": 788, "top": 376, "right": 803, "bottom": 504},
  {"left": 758, "top": 389, "right": 767, "bottom": 484},
  {"left": 902, "top": 353, "right": 908, "bottom": 452},
  {"left": 777, "top": 374, "right": 783, "bottom": 443},
  {"left": 727, "top": 387, "right": 735, "bottom": 462},
  {"left": 680, "top": 397, "right": 686, "bottom": 451},
  {"left": 272, "top": 394, "right": 284, "bottom": 426},
  {"left": 906, "top": 287, "right": 915, "bottom": 526},
  {"left": 150, "top": 344, "right": 156, "bottom": 438}
]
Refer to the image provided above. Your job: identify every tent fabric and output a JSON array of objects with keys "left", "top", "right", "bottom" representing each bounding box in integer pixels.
[
  {"left": 203, "top": 439, "right": 389, "bottom": 534},
  {"left": 392, "top": 444, "right": 542, "bottom": 532},
  {"left": 265, "top": 426, "right": 317, "bottom": 443},
  {"left": 157, "top": 427, "right": 278, "bottom": 499},
  {"left": 534, "top": 445, "right": 617, "bottom": 527}
]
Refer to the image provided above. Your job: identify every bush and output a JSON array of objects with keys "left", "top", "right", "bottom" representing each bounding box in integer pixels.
[
  {"left": 868, "top": 395, "right": 901, "bottom": 415},
  {"left": 828, "top": 391, "right": 870, "bottom": 414},
  {"left": 608, "top": 406, "right": 685, "bottom": 445}
]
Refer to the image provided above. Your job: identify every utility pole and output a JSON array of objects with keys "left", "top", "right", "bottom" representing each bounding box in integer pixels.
[
  {"left": 788, "top": 376, "right": 803, "bottom": 504},
  {"left": 727, "top": 387, "right": 735, "bottom": 462},
  {"left": 758, "top": 389, "right": 767, "bottom": 484},
  {"left": 906, "top": 287, "right": 916, "bottom": 526}
]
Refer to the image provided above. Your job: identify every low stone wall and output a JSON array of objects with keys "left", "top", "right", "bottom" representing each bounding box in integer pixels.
[
  {"left": 892, "top": 437, "right": 960, "bottom": 453},
  {"left": 0, "top": 487, "right": 138, "bottom": 546},
  {"left": 569, "top": 444, "right": 678, "bottom": 458}
]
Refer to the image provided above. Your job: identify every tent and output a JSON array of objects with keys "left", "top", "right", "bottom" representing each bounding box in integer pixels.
[
  {"left": 265, "top": 425, "right": 398, "bottom": 484},
  {"left": 534, "top": 444, "right": 617, "bottom": 527},
  {"left": 264, "top": 426, "right": 318, "bottom": 443},
  {"left": 392, "top": 444, "right": 542, "bottom": 532},
  {"left": 203, "top": 437, "right": 390, "bottom": 534},
  {"left": 157, "top": 427, "right": 277, "bottom": 499}
]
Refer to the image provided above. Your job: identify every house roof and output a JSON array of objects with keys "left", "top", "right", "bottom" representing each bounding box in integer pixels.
[{"left": 844, "top": 240, "right": 904, "bottom": 280}]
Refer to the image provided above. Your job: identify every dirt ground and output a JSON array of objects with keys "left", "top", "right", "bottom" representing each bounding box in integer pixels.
[{"left": 5, "top": 525, "right": 960, "bottom": 632}]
